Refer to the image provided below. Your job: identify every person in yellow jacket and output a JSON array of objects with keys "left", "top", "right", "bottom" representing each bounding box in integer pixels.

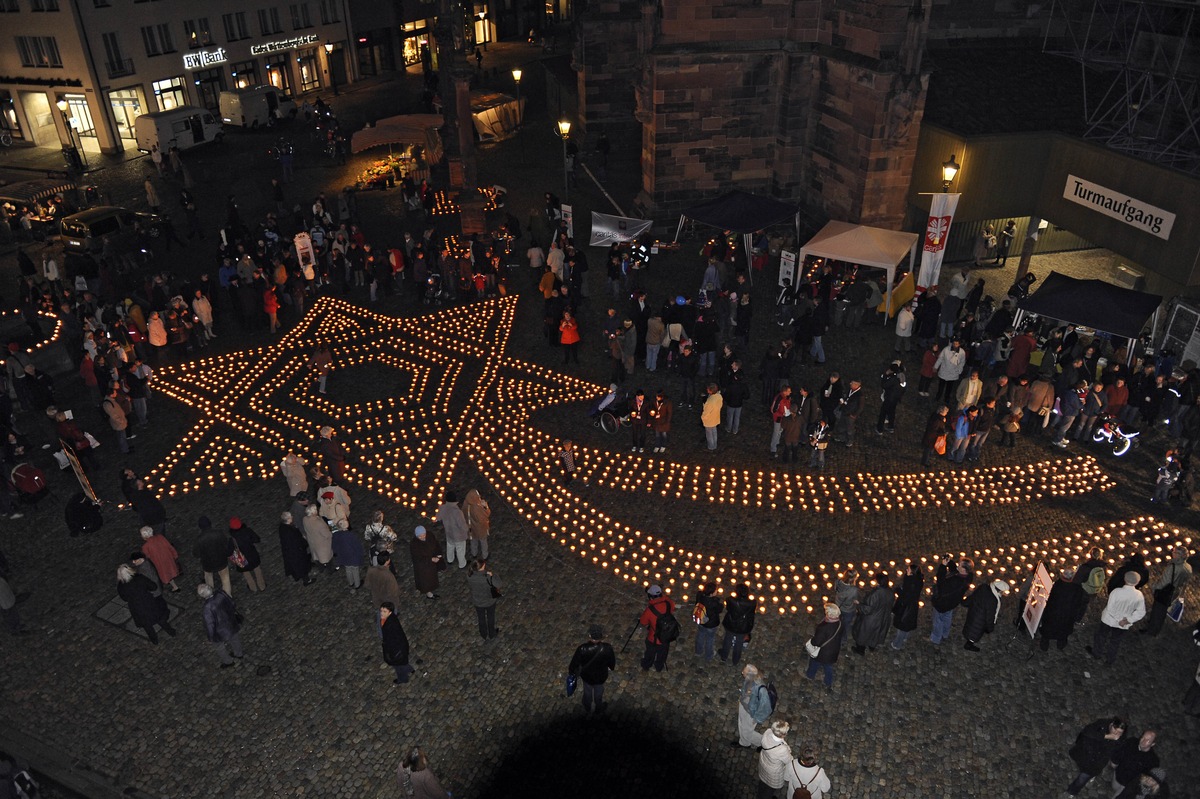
[{"left": 701, "top": 383, "right": 723, "bottom": 451}]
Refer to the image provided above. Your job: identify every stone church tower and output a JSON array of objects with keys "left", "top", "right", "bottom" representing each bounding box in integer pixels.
[{"left": 576, "top": 0, "right": 932, "bottom": 230}]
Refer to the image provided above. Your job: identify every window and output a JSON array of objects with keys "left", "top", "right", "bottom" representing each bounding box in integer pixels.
[
  {"left": 30, "top": 0, "right": 60, "bottom": 10},
  {"left": 152, "top": 76, "right": 186, "bottom": 110},
  {"left": 184, "top": 18, "right": 212, "bottom": 48},
  {"left": 141, "top": 23, "right": 174, "bottom": 56},
  {"left": 319, "top": 0, "right": 340, "bottom": 24},
  {"left": 230, "top": 59, "right": 258, "bottom": 89},
  {"left": 290, "top": 3, "right": 311, "bottom": 29},
  {"left": 257, "top": 8, "right": 282, "bottom": 35},
  {"left": 15, "top": 36, "right": 63, "bottom": 68},
  {"left": 0, "top": 0, "right": 19, "bottom": 11},
  {"left": 221, "top": 13, "right": 248, "bottom": 41},
  {"left": 101, "top": 32, "right": 133, "bottom": 76}
]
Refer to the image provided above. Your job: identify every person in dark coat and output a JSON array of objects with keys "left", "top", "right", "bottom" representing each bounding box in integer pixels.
[
  {"left": 277, "top": 511, "right": 315, "bottom": 586},
  {"left": 1040, "top": 567, "right": 1087, "bottom": 651},
  {"left": 568, "top": 624, "right": 617, "bottom": 713},
  {"left": 116, "top": 563, "right": 175, "bottom": 644},
  {"left": 851, "top": 573, "right": 894, "bottom": 654},
  {"left": 198, "top": 583, "right": 243, "bottom": 667},
  {"left": 1066, "top": 717, "right": 1127, "bottom": 796},
  {"left": 803, "top": 603, "right": 844, "bottom": 688},
  {"left": 409, "top": 525, "right": 443, "bottom": 599},
  {"left": 890, "top": 562, "right": 924, "bottom": 650},
  {"left": 128, "top": 478, "right": 167, "bottom": 534},
  {"left": 228, "top": 516, "right": 265, "bottom": 592},
  {"left": 380, "top": 601, "right": 414, "bottom": 684},
  {"left": 193, "top": 515, "right": 233, "bottom": 596},
  {"left": 962, "top": 579, "right": 1011, "bottom": 651},
  {"left": 1107, "top": 553, "right": 1150, "bottom": 594}
]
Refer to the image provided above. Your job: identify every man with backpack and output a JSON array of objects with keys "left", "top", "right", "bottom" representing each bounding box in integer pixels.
[
  {"left": 719, "top": 584, "right": 757, "bottom": 666},
  {"left": 732, "top": 663, "right": 775, "bottom": 749},
  {"left": 638, "top": 584, "right": 678, "bottom": 672},
  {"left": 568, "top": 625, "right": 616, "bottom": 714},
  {"left": 693, "top": 582, "right": 723, "bottom": 661}
]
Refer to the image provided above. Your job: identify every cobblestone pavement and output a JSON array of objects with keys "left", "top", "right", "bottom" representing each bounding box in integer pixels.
[{"left": 1, "top": 41, "right": 1199, "bottom": 799}]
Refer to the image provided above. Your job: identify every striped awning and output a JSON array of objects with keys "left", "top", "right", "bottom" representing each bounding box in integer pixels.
[{"left": 0, "top": 179, "right": 76, "bottom": 206}]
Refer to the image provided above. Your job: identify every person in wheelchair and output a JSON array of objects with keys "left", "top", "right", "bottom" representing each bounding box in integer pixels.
[{"left": 588, "top": 384, "right": 630, "bottom": 428}]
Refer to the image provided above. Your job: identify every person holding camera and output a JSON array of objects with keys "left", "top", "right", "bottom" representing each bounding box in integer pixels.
[{"left": 929, "top": 555, "right": 974, "bottom": 645}]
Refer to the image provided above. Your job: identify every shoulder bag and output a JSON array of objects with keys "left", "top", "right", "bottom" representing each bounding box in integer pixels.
[{"left": 804, "top": 622, "right": 841, "bottom": 658}]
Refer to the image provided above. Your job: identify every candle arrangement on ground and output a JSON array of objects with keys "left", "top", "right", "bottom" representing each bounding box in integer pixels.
[{"left": 146, "top": 296, "right": 1138, "bottom": 616}]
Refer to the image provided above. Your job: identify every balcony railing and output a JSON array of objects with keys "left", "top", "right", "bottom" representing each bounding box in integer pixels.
[{"left": 106, "top": 57, "right": 134, "bottom": 78}]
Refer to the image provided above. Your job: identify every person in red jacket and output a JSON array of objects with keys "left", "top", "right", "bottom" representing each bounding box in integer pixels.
[
  {"left": 638, "top": 584, "right": 676, "bottom": 672},
  {"left": 263, "top": 287, "right": 280, "bottom": 334},
  {"left": 1007, "top": 330, "right": 1037, "bottom": 379},
  {"left": 1106, "top": 377, "right": 1130, "bottom": 422}
]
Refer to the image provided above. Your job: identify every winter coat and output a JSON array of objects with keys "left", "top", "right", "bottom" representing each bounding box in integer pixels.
[
  {"left": 809, "top": 617, "right": 843, "bottom": 664},
  {"left": 961, "top": 583, "right": 1000, "bottom": 642},
  {"left": 852, "top": 583, "right": 894, "bottom": 648},
  {"left": 462, "top": 489, "right": 491, "bottom": 541},
  {"left": 140, "top": 533, "right": 180, "bottom": 586},
  {"left": 410, "top": 533, "right": 442, "bottom": 593},
  {"left": 381, "top": 613, "right": 410, "bottom": 666},
  {"left": 194, "top": 527, "right": 234, "bottom": 573},
  {"left": 652, "top": 398, "right": 674, "bottom": 433},
  {"left": 891, "top": 572, "right": 924, "bottom": 632},
  {"left": 757, "top": 730, "right": 792, "bottom": 789},
  {"left": 569, "top": 640, "right": 617, "bottom": 684},
  {"left": 723, "top": 596, "right": 757, "bottom": 635},
  {"left": 931, "top": 563, "right": 971, "bottom": 612},
  {"left": 933, "top": 347, "right": 967, "bottom": 381},
  {"left": 331, "top": 528, "right": 365, "bottom": 567},
  {"left": 277, "top": 522, "right": 312, "bottom": 580},
  {"left": 1070, "top": 720, "right": 1126, "bottom": 775},
  {"left": 302, "top": 514, "right": 334, "bottom": 564},
  {"left": 781, "top": 413, "right": 804, "bottom": 446},
  {"left": 280, "top": 455, "right": 308, "bottom": 496},
  {"left": 366, "top": 564, "right": 401, "bottom": 608},
  {"left": 117, "top": 574, "right": 169, "bottom": 628},
  {"left": 834, "top": 579, "right": 859, "bottom": 617},
  {"left": 230, "top": 525, "right": 262, "bottom": 572},
  {"left": 701, "top": 391, "right": 723, "bottom": 428},
  {"left": 1041, "top": 578, "right": 1086, "bottom": 639},
  {"left": 202, "top": 590, "right": 240, "bottom": 642},
  {"left": 437, "top": 502, "right": 469, "bottom": 544},
  {"left": 467, "top": 569, "right": 502, "bottom": 608}
]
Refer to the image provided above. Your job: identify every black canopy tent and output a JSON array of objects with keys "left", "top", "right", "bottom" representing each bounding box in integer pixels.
[
  {"left": 673, "top": 190, "right": 801, "bottom": 284},
  {"left": 1016, "top": 271, "right": 1164, "bottom": 365}
]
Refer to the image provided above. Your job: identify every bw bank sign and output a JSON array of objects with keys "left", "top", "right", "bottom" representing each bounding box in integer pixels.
[{"left": 1064, "top": 175, "right": 1175, "bottom": 241}]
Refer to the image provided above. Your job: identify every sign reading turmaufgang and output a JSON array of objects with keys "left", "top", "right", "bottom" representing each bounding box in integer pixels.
[{"left": 1063, "top": 174, "right": 1176, "bottom": 241}]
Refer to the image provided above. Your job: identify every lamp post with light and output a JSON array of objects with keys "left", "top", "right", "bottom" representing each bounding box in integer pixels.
[
  {"left": 941, "top": 154, "right": 960, "bottom": 192},
  {"left": 511, "top": 68, "right": 522, "bottom": 127},
  {"left": 323, "top": 42, "right": 339, "bottom": 96},
  {"left": 55, "top": 99, "right": 87, "bottom": 172},
  {"left": 556, "top": 119, "right": 571, "bottom": 200}
]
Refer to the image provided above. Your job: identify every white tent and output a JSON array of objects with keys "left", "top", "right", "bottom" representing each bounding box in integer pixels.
[{"left": 797, "top": 221, "right": 920, "bottom": 314}]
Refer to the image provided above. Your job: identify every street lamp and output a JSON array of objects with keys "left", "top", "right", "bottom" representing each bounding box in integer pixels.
[
  {"left": 323, "top": 42, "right": 340, "bottom": 96},
  {"left": 557, "top": 119, "right": 571, "bottom": 200},
  {"left": 511, "top": 68, "right": 522, "bottom": 127},
  {"left": 55, "top": 98, "right": 88, "bottom": 172},
  {"left": 941, "top": 154, "right": 960, "bottom": 191}
]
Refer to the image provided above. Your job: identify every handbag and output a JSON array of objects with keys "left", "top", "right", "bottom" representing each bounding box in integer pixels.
[
  {"left": 1167, "top": 597, "right": 1185, "bottom": 623},
  {"left": 565, "top": 673, "right": 578, "bottom": 697},
  {"left": 933, "top": 434, "right": 947, "bottom": 455},
  {"left": 488, "top": 577, "right": 502, "bottom": 599},
  {"left": 229, "top": 541, "right": 248, "bottom": 569},
  {"left": 804, "top": 640, "right": 820, "bottom": 658}
]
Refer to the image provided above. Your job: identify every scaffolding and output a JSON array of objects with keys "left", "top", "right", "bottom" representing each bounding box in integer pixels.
[{"left": 1044, "top": 0, "right": 1200, "bottom": 174}]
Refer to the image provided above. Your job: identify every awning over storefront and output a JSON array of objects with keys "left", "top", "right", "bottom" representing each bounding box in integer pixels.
[
  {"left": 351, "top": 114, "right": 444, "bottom": 162},
  {"left": 0, "top": 178, "right": 77, "bottom": 207}
]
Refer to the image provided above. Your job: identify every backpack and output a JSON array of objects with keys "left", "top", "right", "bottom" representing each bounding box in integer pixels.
[
  {"left": 1082, "top": 566, "right": 1105, "bottom": 595},
  {"left": 790, "top": 763, "right": 823, "bottom": 799},
  {"left": 693, "top": 601, "right": 708, "bottom": 626},
  {"left": 10, "top": 463, "right": 46, "bottom": 496},
  {"left": 650, "top": 603, "right": 680, "bottom": 644},
  {"left": 765, "top": 681, "right": 779, "bottom": 714}
]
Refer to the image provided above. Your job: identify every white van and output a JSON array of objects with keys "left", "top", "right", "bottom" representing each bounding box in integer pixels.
[
  {"left": 219, "top": 85, "right": 296, "bottom": 128},
  {"left": 134, "top": 106, "right": 223, "bottom": 153}
]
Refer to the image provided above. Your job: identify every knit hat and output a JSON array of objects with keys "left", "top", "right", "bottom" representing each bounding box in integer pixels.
[
  {"left": 414, "top": 525, "right": 426, "bottom": 537},
  {"left": 588, "top": 624, "right": 604, "bottom": 640},
  {"left": 198, "top": 515, "right": 212, "bottom": 529},
  {"left": 322, "top": 491, "right": 335, "bottom": 501},
  {"left": 646, "top": 584, "right": 663, "bottom": 597},
  {"left": 229, "top": 517, "right": 243, "bottom": 530}
]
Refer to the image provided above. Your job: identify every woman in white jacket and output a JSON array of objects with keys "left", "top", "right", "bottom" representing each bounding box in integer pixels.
[{"left": 757, "top": 720, "right": 792, "bottom": 797}]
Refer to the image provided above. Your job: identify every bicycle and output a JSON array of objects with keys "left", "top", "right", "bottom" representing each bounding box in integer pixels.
[{"left": 0, "top": 130, "right": 13, "bottom": 147}]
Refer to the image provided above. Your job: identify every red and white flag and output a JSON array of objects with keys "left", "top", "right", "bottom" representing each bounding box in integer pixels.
[{"left": 916, "top": 193, "right": 961, "bottom": 291}]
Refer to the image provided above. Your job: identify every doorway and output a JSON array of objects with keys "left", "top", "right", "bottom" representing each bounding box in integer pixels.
[
  {"left": 17, "top": 91, "right": 53, "bottom": 145},
  {"left": 108, "top": 87, "right": 142, "bottom": 142}
]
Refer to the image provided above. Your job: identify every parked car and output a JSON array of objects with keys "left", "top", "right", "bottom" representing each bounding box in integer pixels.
[{"left": 59, "top": 206, "right": 163, "bottom": 252}]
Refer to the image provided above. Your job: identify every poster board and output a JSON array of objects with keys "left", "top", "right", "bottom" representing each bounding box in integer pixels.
[
  {"left": 561, "top": 204, "right": 574, "bottom": 240},
  {"left": 294, "top": 232, "right": 315, "bottom": 281},
  {"left": 778, "top": 249, "right": 797, "bottom": 288},
  {"left": 1021, "top": 561, "right": 1053, "bottom": 638}
]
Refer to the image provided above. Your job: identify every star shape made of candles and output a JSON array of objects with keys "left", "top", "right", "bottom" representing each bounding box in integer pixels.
[
  {"left": 147, "top": 295, "right": 603, "bottom": 512},
  {"left": 149, "top": 296, "right": 1123, "bottom": 616}
]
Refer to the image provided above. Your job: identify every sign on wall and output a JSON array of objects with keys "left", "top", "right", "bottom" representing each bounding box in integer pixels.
[
  {"left": 1063, "top": 174, "right": 1175, "bottom": 241},
  {"left": 183, "top": 48, "right": 228, "bottom": 70},
  {"left": 251, "top": 34, "right": 320, "bottom": 56}
]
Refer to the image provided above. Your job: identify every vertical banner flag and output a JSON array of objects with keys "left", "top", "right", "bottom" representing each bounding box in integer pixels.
[
  {"left": 561, "top": 204, "right": 574, "bottom": 240},
  {"left": 916, "top": 192, "right": 960, "bottom": 291}
]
